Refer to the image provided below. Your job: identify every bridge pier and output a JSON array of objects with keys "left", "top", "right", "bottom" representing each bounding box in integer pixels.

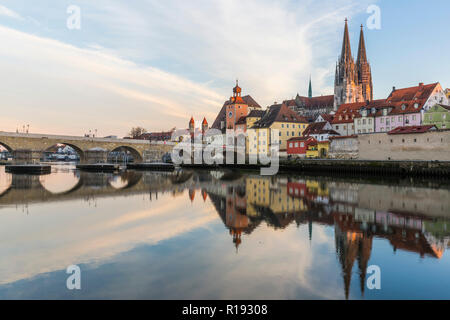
[
  {"left": 84, "top": 149, "right": 108, "bottom": 164},
  {"left": 12, "top": 149, "right": 43, "bottom": 164}
]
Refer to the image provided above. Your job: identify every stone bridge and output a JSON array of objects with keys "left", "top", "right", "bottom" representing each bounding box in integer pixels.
[{"left": 0, "top": 132, "right": 174, "bottom": 163}]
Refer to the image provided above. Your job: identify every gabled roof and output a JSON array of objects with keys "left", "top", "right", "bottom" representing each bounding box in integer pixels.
[
  {"left": 253, "top": 103, "right": 308, "bottom": 128},
  {"left": 388, "top": 125, "right": 437, "bottom": 135},
  {"left": 303, "top": 122, "right": 327, "bottom": 136},
  {"left": 387, "top": 83, "right": 438, "bottom": 103},
  {"left": 317, "top": 113, "right": 334, "bottom": 123}
]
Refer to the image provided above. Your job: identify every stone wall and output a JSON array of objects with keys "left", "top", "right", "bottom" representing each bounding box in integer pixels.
[
  {"left": 358, "top": 130, "right": 450, "bottom": 161},
  {"left": 329, "top": 136, "right": 359, "bottom": 159}
]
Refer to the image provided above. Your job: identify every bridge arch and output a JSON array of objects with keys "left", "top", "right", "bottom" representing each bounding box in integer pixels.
[
  {"left": 109, "top": 146, "right": 143, "bottom": 163},
  {"left": 0, "top": 142, "right": 13, "bottom": 153},
  {"left": 43, "top": 143, "right": 85, "bottom": 162}
]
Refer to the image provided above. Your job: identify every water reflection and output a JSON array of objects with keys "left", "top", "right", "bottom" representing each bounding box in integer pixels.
[{"left": 0, "top": 165, "right": 449, "bottom": 299}]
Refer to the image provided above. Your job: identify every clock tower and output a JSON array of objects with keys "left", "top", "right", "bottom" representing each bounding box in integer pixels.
[{"left": 226, "top": 80, "right": 249, "bottom": 130}]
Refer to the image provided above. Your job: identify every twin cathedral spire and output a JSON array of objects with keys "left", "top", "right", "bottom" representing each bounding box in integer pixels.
[{"left": 334, "top": 19, "right": 373, "bottom": 110}]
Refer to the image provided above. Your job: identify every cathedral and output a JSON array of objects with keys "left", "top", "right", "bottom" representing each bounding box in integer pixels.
[{"left": 334, "top": 19, "right": 373, "bottom": 110}]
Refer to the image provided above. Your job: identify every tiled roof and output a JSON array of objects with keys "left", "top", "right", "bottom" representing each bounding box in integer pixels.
[
  {"left": 303, "top": 122, "right": 327, "bottom": 136},
  {"left": 387, "top": 83, "right": 438, "bottom": 103},
  {"left": 247, "top": 109, "right": 266, "bottom": 117},
  {"left": 287, "top": 136, "right": 316, "bottom": 142},
  {"left": 253, "top": 103, "right": 308, "bottom": 128},
  {"left": 295, "top": 95, "right": 335, "bottom": 108},
  {"left": 388, "top": 125, "right": 437, "bottom": 135},
  {"left": 318, "top": 113, "right": 334, "bottom": 123},
  {"left": 334, "top": 99, "right": 387, "bottom": 122},
  {"left": 235, "top": 116, "right": 247, "bottom": 125},
  {"left": 332, "top": 103, "right": 364, "bottom": 124}
]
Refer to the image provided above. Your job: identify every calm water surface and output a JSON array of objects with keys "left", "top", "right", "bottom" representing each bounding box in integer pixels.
[{"left": 0, "top": 164, "right": 449, "bottom": 300}]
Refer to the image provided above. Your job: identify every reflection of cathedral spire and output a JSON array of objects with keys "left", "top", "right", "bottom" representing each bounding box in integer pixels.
[
  {"left": 334, "top": 221, "right": 372, "bottom": 300},
  {"left": 201, "top": 189, "right": 208, "bottom": 202},
  {"left": 188, "top": 188, "right": 196, "bottom": 202}
]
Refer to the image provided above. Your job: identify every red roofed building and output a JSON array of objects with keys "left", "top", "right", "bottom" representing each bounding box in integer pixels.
[
  {"left": 331, "top": 102, "right": 362, "bottom": 136},
  {"left": 287, "top": 136, "right": 317, "bottom": 158},
  {"left": 375, "top": 82, "right": 448, "bottom": 132}
]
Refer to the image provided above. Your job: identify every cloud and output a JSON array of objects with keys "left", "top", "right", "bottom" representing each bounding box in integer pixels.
[
  {"left": 0, "top": 5, "right": 22, "bottom": 20},
  {"left": 0, "top": 0, "right": 376, "bottom": 136}
]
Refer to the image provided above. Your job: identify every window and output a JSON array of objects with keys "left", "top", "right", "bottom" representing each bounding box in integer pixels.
[
  {"left": 358, "top": 120, "right": 361, "bottom": 125},
  {"left": 287, "top": 132, "right": 289, "bottom": 136},
  {"left": 369, "top": 119, "right": 372, "bottom": 124},
  {"left": 412, "top": 115, "right": 416, "bottom": 121},
  {"left": 279, "top": 132, "right": 281, "bottom": 136},
  {"left": 300, "top": 142, "right": 304, "bottom": 147},
  {"left": 381, "top": 118, "right": 384, "bottom": 123},
  {"left": 287, "top": 124, "right": 289, "bottom": 128},
  {"left": 292, "top": 131, "right": 294, "bottom": 136},
  {"left": 295, "top": 143, "right": 298, "bottom": 148},
  {"left": 289, "top": 143, "right": 293, "bottom": 148},
  {"left": 281, "top": 124, "right": 284, "bottom": 128}
]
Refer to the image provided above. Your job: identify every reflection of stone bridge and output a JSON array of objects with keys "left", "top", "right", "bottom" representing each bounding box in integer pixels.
[
  {"left": 0, "top": 170, "right": 231, "bottom": 206},
  {"left": 0, "top": 132, "right": 173, "bottom": 163},
  {"left": 0, "top": 171, "right": 176, "bottom": 205}
]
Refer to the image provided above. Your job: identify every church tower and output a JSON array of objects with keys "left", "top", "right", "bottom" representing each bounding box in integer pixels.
[
  {"left": 334, "top": 19, "right": 367, "bottom": 110},
  {"left": 356, "top": 25, "right": 373, "bottom": 102}
]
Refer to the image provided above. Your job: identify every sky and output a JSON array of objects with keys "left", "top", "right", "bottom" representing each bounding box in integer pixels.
[{"left": 0, "top": 0, "right": 448, "bottom": 137}]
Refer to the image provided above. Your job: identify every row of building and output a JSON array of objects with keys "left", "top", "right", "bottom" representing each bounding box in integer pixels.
[{"left": 189, "top": 20, "right": 450, "bottom": 161}]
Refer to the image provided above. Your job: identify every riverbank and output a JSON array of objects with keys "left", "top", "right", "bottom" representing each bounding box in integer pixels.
[{"left": 181, "top": 159, "right": 450, "bottom": 177}]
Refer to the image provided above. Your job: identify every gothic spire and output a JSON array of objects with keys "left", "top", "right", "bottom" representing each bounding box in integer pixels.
[
  {"left": 340, "top": 18, "right": 352, "bottom": 63},
  {"left": 308, "top": 76, "right": 312, "bottom": 99},
  {"left": 357, "top": 24, "right": 368, "bottom": 64}
]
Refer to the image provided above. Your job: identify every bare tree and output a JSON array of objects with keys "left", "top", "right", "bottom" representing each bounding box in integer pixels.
[{"left": 129, "top": 127, "right": 147, "bottom": 139}]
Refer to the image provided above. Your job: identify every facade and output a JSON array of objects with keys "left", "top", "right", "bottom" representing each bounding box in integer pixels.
[
  {"left": 353, "top": 100, "right": 386, "bottom": 134},
  {"left": 358, "top": 126, "right": 450, "bottom": 161},
  {"left": 334, "top": 21, "right": 373, "bottom": 109},
  {"left": 446, "top": 88, "right": 450, "bottom": 100},
  {"left": 249, "top": 103, "right": 309, "bottom": 155},
  {"left": 423, "top": 104, "right": 450, "bottom": 129},
  {"left": 226, "top": 81, "right": 249, "bottom": 131},
  {"left": 287, "top": 137, "right": 316, "bottom": 158}
]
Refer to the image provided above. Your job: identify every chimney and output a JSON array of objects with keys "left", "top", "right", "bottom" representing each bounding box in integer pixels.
[
  {"left": 419, "top": 82, "right": 424, "bottom": 87},
  {"left": 392, "top": 86, "right": 396, "bottom": 92}
]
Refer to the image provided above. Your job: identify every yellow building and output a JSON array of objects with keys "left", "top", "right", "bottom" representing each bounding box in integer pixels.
[
  {"left": 446, "top": 88, "right": 450, "bottom": 100},
  {"left": 246, "top": 176, "right": 306, "bottom": 218},
  {"left": 248, "top": 103, "right": 309, "bottom": 156},
  {"left": 305, "top": 140, "right": 329, "bottom": 158}
]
